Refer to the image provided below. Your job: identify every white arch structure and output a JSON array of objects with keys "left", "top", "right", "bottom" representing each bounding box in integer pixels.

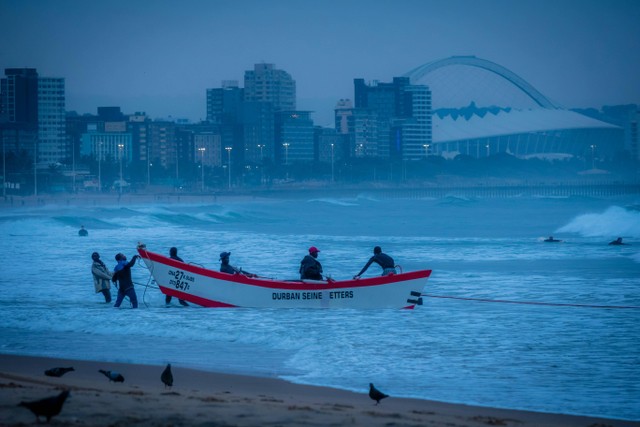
[{"left": 403, "top": 55, "right": 558, "bottom": 109}]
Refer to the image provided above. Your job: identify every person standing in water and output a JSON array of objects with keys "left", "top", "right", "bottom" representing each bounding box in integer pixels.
[
  {"left": 112, "top": 253, "right": 140, "bottom": 308},
  {"left": 91, "top": 252, "right": 112, "bottom": 303},
  {"left": 78, "top": 225, "right": 88, "bottom": 236},
  {"left": 166, "top": 247, "right": 189, "bottom": 306}
]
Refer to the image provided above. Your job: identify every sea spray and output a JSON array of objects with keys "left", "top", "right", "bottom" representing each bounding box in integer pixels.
[{"left": 557, "top": 205, "right": 640, "bottom": 238}]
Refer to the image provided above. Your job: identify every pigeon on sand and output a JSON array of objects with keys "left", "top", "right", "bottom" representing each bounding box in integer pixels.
[
  {"left": 161, "top": 363, "right": 173, "bottom": 388},
  {"left": 44, "top": 367, "right": 75, "bottom": 377},
  {"left": 99, "top": 369, "right": 125, "bottom": 382},
  {"left": 18, "top": 390, "right": 70, "bottom": 422},
  {"left": 369, "top": 383, "right": 389, "bottom": 405}
]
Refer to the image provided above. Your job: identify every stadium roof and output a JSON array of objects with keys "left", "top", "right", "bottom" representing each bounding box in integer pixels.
[{"left": 433, "top": 108, "right": 620, "bottom": 143}]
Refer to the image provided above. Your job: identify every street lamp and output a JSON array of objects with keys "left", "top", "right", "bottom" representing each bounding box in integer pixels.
[
  {"left": 34, "top": 139, "right": 37, "bottom": 197},
  {"left": 2, "top": 131, "right": 6, "bottom": 198},
  {"left": 146, "top": 144, "right": 150, "bottom": 187},
  {"left": 590, "top": 144, "right": 596, "bottom": 169},
  {"left": 198, "top": 147, "right": 206, "bottom": 191},
  {"left": 257, "top": 144, "right": 265, "bottom": 184},
  {"left": 97, "top": 140, "right": 102, "bottom": 193},
  {"left": 118, "top": 143, "right": 124, "bottom": 195},
  {"left": 225, "top": 146, "right": 232, "bottom": 189},
  {"left": 422, "top": 144, "right": 430, "bottom": 159},
  {"left": 330, "top": 143, "right": 335, "bottom": 183},
  {"left": 282, "top": 143, "right": 290, "bottom": 180},
  {"left": 486, "top": 144, "right": 490, "bottom": 157},
  {"left": 71, "top": 138, "right": 76, "bottom": 193}
]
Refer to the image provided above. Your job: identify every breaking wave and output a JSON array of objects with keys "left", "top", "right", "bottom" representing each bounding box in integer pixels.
[{"left": 557, "top": 205, "right": 640, "bottom": 238}]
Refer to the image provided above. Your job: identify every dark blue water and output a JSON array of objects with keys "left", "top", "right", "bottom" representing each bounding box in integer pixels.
[{"left": 0, "top": 194, "right": 638, "bottom": 420}]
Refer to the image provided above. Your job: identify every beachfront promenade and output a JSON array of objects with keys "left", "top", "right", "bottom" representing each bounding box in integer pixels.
[{"left": 1, "top": 181, "right": 638, "bottom": 208}]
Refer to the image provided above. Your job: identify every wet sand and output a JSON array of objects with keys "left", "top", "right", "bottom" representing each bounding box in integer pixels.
[{"left": 1, "top": 354, "right": 637, "bottom": 426}]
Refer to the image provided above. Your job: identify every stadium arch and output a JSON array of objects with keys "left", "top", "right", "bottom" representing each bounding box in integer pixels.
[{"left": 402, "top": 56, "right": 622, "bottom": 160}]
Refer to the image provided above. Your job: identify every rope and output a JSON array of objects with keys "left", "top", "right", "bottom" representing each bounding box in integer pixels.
[
  {"left": 135, "top": 254, "right": 157, "bottom": 307},
  {"left": 422, "top": 294, "right": 640, "bottom": 310}
]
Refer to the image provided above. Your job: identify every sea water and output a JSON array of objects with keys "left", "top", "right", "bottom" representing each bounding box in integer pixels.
[{"left": 0, "top": 193, "right": 638, "bottom": 420}]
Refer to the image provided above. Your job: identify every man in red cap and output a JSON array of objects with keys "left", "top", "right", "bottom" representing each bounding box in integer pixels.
[{"left": 299, "top": 246, "right": 323, "bottom": 280}]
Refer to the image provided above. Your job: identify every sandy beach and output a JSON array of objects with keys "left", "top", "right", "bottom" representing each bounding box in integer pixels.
[{"left": 0, "top": 354, "right": 637, "bottom": 427}]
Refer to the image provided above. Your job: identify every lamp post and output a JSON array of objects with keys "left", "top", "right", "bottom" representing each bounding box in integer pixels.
[
  {"left": 118, "top": 143, "right": 124, "bottom": 195},
  {"left": 175, "top": 144, "right": 179, "bottom": 187},
  {"left": 590, "top": 144, "right": 596, "bottom": 169},
  {"left": 198, "top": 147, "right": 206, "bottom": 192},
  {"left": 486, "top": 144, "right": 490, "bottom": 157},
  {"left": 34, "top": 139, "right": 37, "bottom": 197},
  {"left": 282, "top": 142, "right": 289, "bottom": 180},
  {"left": 257, "top": 144, "right": 264, "bottom": 184},
  {"left": 2, "top": 131, "right": 6, "bottom": 198},
  {"left": 422, "top": 144, "right": 430, "bottom": 159},
  {"left": 97, "top": 140, "right": 102, "bottom": 193},
  {"left": 71, "top": 138, "right": 76, "bottom": 193},
  {"left": 330, "top": 143, "right": 335, "bottom": 183},
  {"left": 146, "top": 144, "right": 150, "bottom": 187},
  {"left": 225, "top": 146, "right": 232, "bottom": 189},
  {"left": 282, "top": 143, "right": 289, "bottom": 164}
]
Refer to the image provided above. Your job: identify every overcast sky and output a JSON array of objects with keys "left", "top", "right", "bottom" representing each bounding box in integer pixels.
[{"left": 1, "top": 0, "right": 639, "bottom": 125}]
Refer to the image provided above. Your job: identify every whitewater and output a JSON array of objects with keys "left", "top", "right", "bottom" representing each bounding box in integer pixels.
[{"left": 0, "top": 193, "right": 638, "bottom": 420}]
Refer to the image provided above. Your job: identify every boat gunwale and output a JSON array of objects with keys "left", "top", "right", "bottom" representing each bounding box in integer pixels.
[{"left": 138, "top": 248, "right": 432, "bottom": 291}]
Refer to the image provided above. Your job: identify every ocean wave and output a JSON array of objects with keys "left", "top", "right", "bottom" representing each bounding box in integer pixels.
[
  {"left": 306, "top": 198, "right": 360, "bottom": 207},
  {"left": 438, "top": 195, "right": 477, "bottom": 205},
  {"left": 557, "top": 205, "right": 640, "bottom": 238}
]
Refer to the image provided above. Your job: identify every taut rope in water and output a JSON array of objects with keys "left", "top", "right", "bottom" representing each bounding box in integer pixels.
[{"left": 422, "top": 293, "right": 640, "bottom": 310}]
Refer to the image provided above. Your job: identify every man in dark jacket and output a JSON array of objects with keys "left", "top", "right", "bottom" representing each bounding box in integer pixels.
[
  {"left": 219, "top": 252, "right": 256, "bottom": 277},
  {"left": 166, "top": 247, "right": 189, "bottom": 306},
  {"left": 353, "top": 246, "right": 396, "bottom": 278},
  {"left": 299, "top": 246, "right": 323, "bottom": 280},
  {"left": 112, "top": 253, "right": 140, "bottom": 308}
]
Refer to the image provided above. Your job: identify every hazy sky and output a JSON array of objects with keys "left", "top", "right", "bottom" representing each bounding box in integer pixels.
[{"left": 1, "top": 0, "right": 639, "bottom": 125}]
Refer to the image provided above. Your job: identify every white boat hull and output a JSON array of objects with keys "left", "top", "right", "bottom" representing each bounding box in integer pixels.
[{"left": 138, "top": 247, "right": 431, "bottom": 309}]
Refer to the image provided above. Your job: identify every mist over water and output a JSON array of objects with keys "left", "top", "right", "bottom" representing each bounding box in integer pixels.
[{"left": 0, "top": 194, "right": 638, "bottom": 420}]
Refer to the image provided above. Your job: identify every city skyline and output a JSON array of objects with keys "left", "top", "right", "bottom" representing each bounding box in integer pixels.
[{"left": 1, "top": 0, "right": 639, "bottom": 126}]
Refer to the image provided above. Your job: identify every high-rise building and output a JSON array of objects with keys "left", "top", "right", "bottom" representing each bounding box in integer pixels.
[
  {"left": 206, "top": 81, "right": 244, "bottom": 165},
  {"left": 244, "top": 63, "right": 296, "bottom": 111},
  {"left": 275, "top": 111, "right": 314, "bottom": 163},
  {"left": 353, "top": 77, "right": 432, "bottom": 160},
  {"left": 243, "top": 101, "right": 275, "bottom": 163},
  {"left": 629, "top": 109, "right": 639, "bottom": 161},
  {"left": 1, "top": 69, "right": 67, "bottom": 166},
  {"left": 206, "top": 81, "right": 244, "bottom": 124},
  {"left": 36, "top": 77, "right": 66, "bottom": 166},
  {"left": 0, "top": 68, "right": 39, "bottom": 162}
]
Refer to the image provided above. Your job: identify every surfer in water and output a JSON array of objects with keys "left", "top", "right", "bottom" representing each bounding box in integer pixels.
[
  {"left": 78, "top": 225, "right": 88, "bottom": 236},
  {"left": 609, "top": 237, "right": 629, "bottom": 246},
  {"left": 544, "top": 236, "right": 562, "bottom": 242}
]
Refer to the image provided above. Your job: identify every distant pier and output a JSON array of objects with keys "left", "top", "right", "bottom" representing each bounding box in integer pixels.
[
  {"left": 1, "top": 181, "right": 639, "bottom": 208},
  {"left": 360, "top": 183, "right": 640, "bottom": 199}
]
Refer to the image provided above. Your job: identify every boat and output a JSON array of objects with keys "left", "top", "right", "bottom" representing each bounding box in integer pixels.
[{"left": 137, "top": 244, "right": 431, "bottom": 309}]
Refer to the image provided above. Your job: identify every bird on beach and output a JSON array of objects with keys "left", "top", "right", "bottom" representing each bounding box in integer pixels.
[
  {"left": 369, "top": 383, "right": 389, "bottom": 405},
  {"left": 44, "top": 367, "right": 75, "bottom": 377},
  {"left": 99, "top": 369, "right": 125, "bottom": 382},
  {"left": 161, "top": 363, "right": 173, "bottom": 388},
  {"left": 18, "top": 389, "right": 70, "bottom": 423}
]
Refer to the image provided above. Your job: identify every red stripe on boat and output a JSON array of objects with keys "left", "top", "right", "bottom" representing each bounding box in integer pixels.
[{"left": 139, "top": 248, "right": 431, "bottom": 291}]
